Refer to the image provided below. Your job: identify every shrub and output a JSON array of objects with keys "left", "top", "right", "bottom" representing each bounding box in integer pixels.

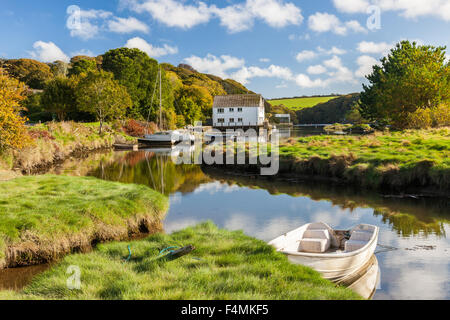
[
  {"left": 432, "top": 104, "right": 450, "bottom": 127},
  {"left": 123, "top": 119, "right": 147, "bottom": 137},
  {"left": 405, "top": 108, "right": 433, "bottom": 129},
  {"left": 0, "top": 70, "right": 32, "bottom": 151}
]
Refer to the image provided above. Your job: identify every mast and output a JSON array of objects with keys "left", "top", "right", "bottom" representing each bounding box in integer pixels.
[{"left": 159, "top": 68, "right": 162, "bottom": 130}]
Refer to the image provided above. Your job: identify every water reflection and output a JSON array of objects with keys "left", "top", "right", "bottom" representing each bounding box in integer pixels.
[{"left": 48, "top": 150, "right": 449, "bottom": 300}]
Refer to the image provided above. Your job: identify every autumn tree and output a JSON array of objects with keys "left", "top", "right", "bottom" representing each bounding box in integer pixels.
[
  {"left": 359, "top": 41, "right": 450, "bottom": 129},
  {"left": 76, "top": 71, "right": 132, "bottom": 134},
  {"left": 5, "top": 59, "right": 53, "bottom": 89},
  {"left": 41, "top": 77, "right": 78, "bottom": 121},
  {"left": 0, "top": 69, "right": 31, "bottom": 151},
  {"left": 68, "top": 58, "right": 97, "bottom": 77}
]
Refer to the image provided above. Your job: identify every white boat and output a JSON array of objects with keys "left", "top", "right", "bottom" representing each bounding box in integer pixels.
[
  {"left": 138, "top": 131, "right": 181, "bottom": 146},
  {"left": 268, "top": 222, "right": 379, "bottom": 282}
]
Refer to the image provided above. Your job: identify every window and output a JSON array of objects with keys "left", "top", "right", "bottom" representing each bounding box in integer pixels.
[
  {"left": 229, "top": 118, "right": 235, "bottom": 123},
  {"left": 229, "top": 108, "right": 234, "bottom": 112},
  {"left": 238, "top": 108, "right": 243, "bottom": 112},
  {"left": 218, "top": 118, "right": 225, "bottom": 123},
  {"left": 217, "top": 108, "right": 224, "bottom": 114},
  {"left": 238, "top": 118, "right": 243, "bottom": 122}
]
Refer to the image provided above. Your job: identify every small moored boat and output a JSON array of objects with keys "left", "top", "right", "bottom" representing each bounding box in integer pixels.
[{"left": 268, "top": 222, "right": 379, "bottom": 282}]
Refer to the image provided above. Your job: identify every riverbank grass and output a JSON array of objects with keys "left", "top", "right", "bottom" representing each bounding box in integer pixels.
[
  {"left": 0, "top": 175, "right": 168, "bottom": 269},
  {"left": 280, "top": 128, "right": 450, "bottom": 190},
  {"left": 1, "top": 222, "right": 360, "bottom": 300}
]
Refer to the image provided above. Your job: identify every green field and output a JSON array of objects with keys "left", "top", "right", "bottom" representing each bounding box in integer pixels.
[{"left": 269, "top": 96, "right": 339, "bottom": 111}]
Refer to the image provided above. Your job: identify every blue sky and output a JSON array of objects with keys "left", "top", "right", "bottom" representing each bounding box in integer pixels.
[{"left": 1, "top": 0, "right": 449, "bottom": 98}]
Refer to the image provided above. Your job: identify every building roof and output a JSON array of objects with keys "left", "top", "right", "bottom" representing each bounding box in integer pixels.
[{"left": 213, "top": 94, "right": 262, "bottom": 108}]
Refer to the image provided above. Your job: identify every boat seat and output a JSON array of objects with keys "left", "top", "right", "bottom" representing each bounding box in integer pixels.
[
  {"left": 350, "top": 231, "right": 372, "bottom": 242},
  {"left": 299, "top": 238, "right": 330, "bottom": 253},
  {"left": 303, "top": 229, "right": 330, "bottom": 240},
  {"left": 299, "top": 229, "right": 331, "bottom": 253},
  {"left": 345, "top": 240, "right": 367, "bottom": 252}
]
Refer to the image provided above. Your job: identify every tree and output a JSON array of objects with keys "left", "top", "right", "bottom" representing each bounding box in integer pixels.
[
  {"left": 178, "top": 96, "right": 203, "bottom": 125},
  {"left": 49, "top": 60, "right": 69, "bottom": 78},
  {"left": 41, "top": 77, "right": 77, "bottom": 121},
  {"left": 359, "top": 41, "right": 450, "bottom": 129},
  {"left": 68, "top": 58, "right": 97, "bottom": 77},
  {"left": 5, "top": 59, "right": 53, "bottom": 89},
  {"left": 76, "top": 71, "right": 132, "bottom": 134},
  {"left": 101, "top": 48, "right": 174, "bottom": 119},
  {"left": 180, "top": 85, "right": 213, "bottom": 118},
  {"left": 0, "top": 69, "right": 30, "bottom": 151}
]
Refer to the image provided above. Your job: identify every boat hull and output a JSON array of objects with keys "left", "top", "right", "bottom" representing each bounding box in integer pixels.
[
  {"left": 285, "top": 235, "right": 378, "bottom": 281},
  {"left": 269, "top": 223, "right": 379, "bottom": 282}
]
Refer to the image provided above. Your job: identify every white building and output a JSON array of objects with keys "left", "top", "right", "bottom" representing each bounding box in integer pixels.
[
  {"left": 274, "top": 114, "right": 291, "bottom": 124},
  {"left": 212, "top": 94, "right": 266, "bottom": 129}
]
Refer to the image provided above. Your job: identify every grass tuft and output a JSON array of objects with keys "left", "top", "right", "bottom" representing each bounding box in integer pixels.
[
  {"left": 0, "top": 175, "right": 168, "bottom": 269},
  {"left": 0, "top": 222, "right": 361, "bottom": 300}
]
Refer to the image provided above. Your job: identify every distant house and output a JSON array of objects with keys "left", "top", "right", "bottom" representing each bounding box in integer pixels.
[
  {"left": 274, "top": 114, "right": 291, "bottom": 124},
  {"left": 212, "top": 94, "right": 266, "bottom": 130}
]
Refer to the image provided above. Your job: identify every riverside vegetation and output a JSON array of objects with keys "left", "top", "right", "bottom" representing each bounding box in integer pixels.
[
  {"left": 0, "top": 222, "right": 360, "bottom": 300},
  {"left": 0, "top": 175, "right": 169, "bottom": 269}
]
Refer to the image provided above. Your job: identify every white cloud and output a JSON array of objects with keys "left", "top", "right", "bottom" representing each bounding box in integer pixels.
[
  {"left": 125, "top": 0, "right": 303, "bottom": 32},
  {"left": 29, "top": 41, "right": 69, "bottom": 63},
  {"left": 132, "top": 0, "right": 212, "bottom": 29},
  {"left": 355, "top": 55, "right": 381, "bottom": 78},
  {"left": 212, "top": 4, "right": 254, "bottom": 33},
  {"left": 125, "top": 37, "right": 178, "bottom": 58},
  {"left": 317, "top": 46, "right": 347, "bottom": 55},
  {"left": 259, "top": 58, "right": 271, "bottom": 63},
  {"left": 307, "top": 64, "right": 327, "bottom": 75},
  {"left": 295, "top": 74, "right": 326, "bottom": 88},
  {"left": 357, "top": 41, "right": 392, "bottom": 57},
  {"left": 333, "top": 0, "right": 450, "bottom": 21},
  {"left": 332, "top": 0, "right": 371, "bottom": 14},
  {"left": 308, "top": 12, "right": 366, "bottom": 35},
  {"left": 70, "top": 49, "right": 95, "bottom": 57},
  {"left": 231, "top": 64, "right": 294, "bottom": 85},
  {"left": 296, "top": 50, "right": 317, "bottom": 62},
  {"left": 66, "top": 8, "right": 113, "bottom": 40},
  {"left": 183, "top": 51, "right": 359, "bottom": 89},
  {"left": 245, "top": 0, "right": 303, "bottom": 28},
  {"left": 184, "top": 54, "right": 245, "bottom": 79},
  {"left": 108, "top": 17, "right": 149, "bottom": 34}
]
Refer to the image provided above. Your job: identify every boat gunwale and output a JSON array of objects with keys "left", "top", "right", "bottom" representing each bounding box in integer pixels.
[{"left": 270, "top": 223, "right": 379, "bottom": 259}]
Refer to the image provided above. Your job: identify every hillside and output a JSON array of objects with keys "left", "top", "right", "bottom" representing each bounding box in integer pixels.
[
  {"left": 162, "top": 63, "right": 253, "bottom": 96},
  {"left": 2, "top": 54, "right": 254, "bottom": 128},
  {"left": 269, "top": 96, "right": 340, "bottom": 111},
  {"left": 296, "top": 93, "right": 360, "bottom": 124}
]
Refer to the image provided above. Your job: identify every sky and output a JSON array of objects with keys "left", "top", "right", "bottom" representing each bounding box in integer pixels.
[{"left": 1, "top": 0, "right": 449, "bottom": 98}]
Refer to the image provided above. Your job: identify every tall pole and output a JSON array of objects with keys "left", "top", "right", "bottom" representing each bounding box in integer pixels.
[{"left": 159, "top": 68, "right": 162, "bottom": 130}]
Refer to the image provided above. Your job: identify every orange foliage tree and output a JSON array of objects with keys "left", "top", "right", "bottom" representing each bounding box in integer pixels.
[{"left": 0, "top": 69, "right": 31, "bottom": 151}]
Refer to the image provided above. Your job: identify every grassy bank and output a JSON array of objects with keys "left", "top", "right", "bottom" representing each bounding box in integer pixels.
[
  {"left": 0, "top": 222, "right": 360, "bottom": 300},
  {"left": 0, "top": 121, "right": 136, "bottom": 174},
  {"left": 269, "top": 96, "right": 339, "bottom": 111},
  {"left": 0, "top": 175, "right": 169, "bottom": 269},
  {"left": 279, "top": 128, "right": 450, "bottom": 192}
]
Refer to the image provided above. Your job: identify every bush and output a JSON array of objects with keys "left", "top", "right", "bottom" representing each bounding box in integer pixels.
[
  {"left": 432, "top": 104, "right": 450, "bottom": 127},
  {"left": 406, "top": 108, "right": 433, "bottom": 129}
]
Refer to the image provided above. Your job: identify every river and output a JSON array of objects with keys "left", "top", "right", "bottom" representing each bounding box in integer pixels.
[{"left": 40, "top": 136, "right": 450, "bottom": 300}]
